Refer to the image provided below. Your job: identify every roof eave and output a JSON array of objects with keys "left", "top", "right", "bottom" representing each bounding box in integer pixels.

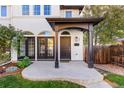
[{"left": 46, "top": 17, "right": 104, "bottom": 26}]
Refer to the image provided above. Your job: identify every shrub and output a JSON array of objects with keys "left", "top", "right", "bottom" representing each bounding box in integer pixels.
[
  {"left": 0, "top": 52, "right": 10, "bottom": 64},
  {"left": 17, "top": 56, "right": 31, "bottom": 68}
]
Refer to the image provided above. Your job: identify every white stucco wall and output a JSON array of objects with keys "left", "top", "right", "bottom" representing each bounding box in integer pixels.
[
  {"left": 58, "top": 30, "right": 83, "bottom": 61},
  {"left": 0, "top": 18, "right": 10, "bottom": 26},
  {"left": 10, "top": 16, "right": 55, "bottom": 61},
  {"left": 0, "top": 5, "right": 84, "bottom": 62},
  {"left": 11, "top": 17, "right": 53, "bottom": 35}
]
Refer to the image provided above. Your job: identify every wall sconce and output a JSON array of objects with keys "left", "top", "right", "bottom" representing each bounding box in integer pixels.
[{"left": 75, "top": 36, "right": 80, "bottom": 42}]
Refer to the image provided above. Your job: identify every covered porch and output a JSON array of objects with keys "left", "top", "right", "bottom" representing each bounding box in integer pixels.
[{"left": 46, "top": 17, "right": 104, "bottom": 68}]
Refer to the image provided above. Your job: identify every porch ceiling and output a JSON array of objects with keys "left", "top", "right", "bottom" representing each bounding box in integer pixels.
[{"left": 46, "top": 17, "right": 104, "bottom": 31}]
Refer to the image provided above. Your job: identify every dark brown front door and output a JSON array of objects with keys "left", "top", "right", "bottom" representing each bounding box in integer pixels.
[
  {"left": 37, "top": 37, "right": 54, "bottom": 60},
  {"left": 60, "top": 37, "right": 71, "bottom": 60}
]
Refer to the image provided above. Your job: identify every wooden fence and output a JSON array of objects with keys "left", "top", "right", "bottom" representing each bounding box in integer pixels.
[
  {"left": 110, "top": 45, "right": 124, "bottom": 66},
  {"left": 83, "top": 45, "right": 124, "bottom": 65}
]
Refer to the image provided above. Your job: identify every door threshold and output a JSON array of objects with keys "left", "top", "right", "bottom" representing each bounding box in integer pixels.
[
  {"left": 60, "top": 59, "right": 71, "bottom": 62},
  {"left": 37, "top": 59, "right": 55, "bottom": 61}
]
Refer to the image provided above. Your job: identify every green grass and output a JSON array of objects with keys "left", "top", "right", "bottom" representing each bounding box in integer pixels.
[
  {"left": 0, "top": 75, "right": 84, "bottom": 88},
  {"left": 105, "top": 73, "right": 124, "bottom": 88}
]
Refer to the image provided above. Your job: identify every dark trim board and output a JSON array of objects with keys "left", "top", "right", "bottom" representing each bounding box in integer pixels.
[
  {"left": 37, "top": 59, "right": 55, "bottom": 61},
  {"left": 46, "top": 17, "right": 104, "bottom": 26},
  {"left": 60, "top": 5, "right": 84, "bottom": 10}
]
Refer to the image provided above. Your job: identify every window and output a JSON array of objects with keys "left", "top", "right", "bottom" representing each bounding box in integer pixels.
[
  {"left": 23, "top": 31, "right": 34, "bottom": 35},
  {"left": 44, "top": 5, "right": 51, "bottom": 15},
  {"left": 65, "top": 11, "right": 72, "bottom": 18},
  {"left": 22, "top": 5, "right": 29, "bottom": 15},
  {"left": 61, "top": 31, "right": 70, "bottom": 35},
  {"left": 1, "top": 6, "right": 7, "bottom": 17},
  {"left": 38, "top": 31, "right": 51, "bottom": 35},
  {"left": 34, "top": 5, "right": 40, "bottom": 15}
]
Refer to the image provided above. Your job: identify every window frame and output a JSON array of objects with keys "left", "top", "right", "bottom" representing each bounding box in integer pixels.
[
  {"left": 1, "top": 6, "right": 7, "bottom": 17},
  {"left": 44, "top": 5, "right": 51, "bottom": 15},
  {"left": 65, "top": 11, "right": 72, "bottom": 18},
  {"left": 33, "top": 5, "right": 41, "bottom": 15},
  {"left": 61, "top": 31, "right": 70, "bottom": 35},
  {"left": 22, "top": 5, "right": 30, "bottom": 15}
]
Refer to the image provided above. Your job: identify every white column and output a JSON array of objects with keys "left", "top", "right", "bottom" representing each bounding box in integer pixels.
[
  {"left": 11, "top": 46, "right": 18, "bottom": 62},
  {"left": 11, "top": 37, "right": 18, "bottom": 62},
  {"left": 35, "top": 36, "right": 37, "bottom": 61}
]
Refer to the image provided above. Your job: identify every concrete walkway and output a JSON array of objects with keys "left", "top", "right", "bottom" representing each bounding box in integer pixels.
[{"left": 22, "top": 61, "right": 112, "bottom": 88}]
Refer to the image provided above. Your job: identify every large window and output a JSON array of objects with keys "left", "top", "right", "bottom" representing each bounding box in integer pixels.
[
  {"left": 22, "top": 5, "right": 29, "bottom": 15},
  {"left": 65, "top": 11, "right": 72, "bottom": 18},
  {"left": 1, "top": 6, "right": 7, "bottom": 17},
  {"left": 34, "top": 5, "right": 40, "bottom": 15},
  {"left": 44, "top": 5, "right": 51, "bottom": 15}
]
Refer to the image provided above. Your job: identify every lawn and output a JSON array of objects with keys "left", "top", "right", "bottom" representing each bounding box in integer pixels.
[
  {"left": 105, "top": 73, "right": 124, "bottom": 88},
  {"left": 0, "top": 74, "right": 84, "bottom": 88}
]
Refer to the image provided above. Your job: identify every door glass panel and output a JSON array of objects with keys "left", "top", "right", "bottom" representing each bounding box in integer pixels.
[
  {"left": 18, "top": 37, "right": 35, "bottom": 59},
  {"left": 37, "top": 37, "right": 54, "bottom": 59},
  {"left": 47, "top": 38, "right": 54, "bottom": 57},
  {"left": 28, "top": 38, "right": 35, "bottom": 57},
  {"left": 20, "top": 41, "right": 26, "bottom": 56},
  {"left": 38, "top": 38, "right": 46, "bottom": 57}
]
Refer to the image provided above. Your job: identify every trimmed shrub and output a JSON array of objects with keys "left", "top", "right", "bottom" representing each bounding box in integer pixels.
[{"left": 17, "top": 56, "right": 31, "bottom": 68}]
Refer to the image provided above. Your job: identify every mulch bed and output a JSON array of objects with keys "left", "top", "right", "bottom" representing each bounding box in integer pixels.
[{"left": 0, "top": 62, "right": 23, "bottom": 77}]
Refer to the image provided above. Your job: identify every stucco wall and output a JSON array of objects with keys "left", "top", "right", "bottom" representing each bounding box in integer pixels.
[
  {"left": 0, "top": 5, "right": 84, "bottom": 61},
  {"left": 11, "top": 17, "right": 53, "bottom": 35}
]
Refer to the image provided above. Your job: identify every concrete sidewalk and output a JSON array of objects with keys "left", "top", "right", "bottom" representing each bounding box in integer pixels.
[{"left": 22, "top": 61, "right": 112, "bottom": 88}]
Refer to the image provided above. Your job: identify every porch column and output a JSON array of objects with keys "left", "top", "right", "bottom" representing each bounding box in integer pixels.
[
  {"left": 35, "top": 36, "right": 37, "bottom": 61},
  {"left": 88, "top": 24, "right": 94, "bottom": 68},
  {"left": 55, "top": 31, "right": 59, "bottom": 68}
]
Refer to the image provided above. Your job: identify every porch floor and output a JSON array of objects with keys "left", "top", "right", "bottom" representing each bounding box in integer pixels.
[{"left": 22, "top": 61, "right": 112, "bottom": 88}]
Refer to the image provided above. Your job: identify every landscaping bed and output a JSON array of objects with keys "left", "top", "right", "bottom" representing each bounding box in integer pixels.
[
  {"left": 0, "top": 56, "right": 32, "bottom": 78},
  {"left": 0, "top": 74, "right": 84, "bottom": 88},
  {"left": 0, "top": 62, "right": 22, "bottom": 77}
]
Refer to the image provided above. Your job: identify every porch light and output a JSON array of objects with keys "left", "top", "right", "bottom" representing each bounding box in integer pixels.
[{"left": 75, "top": 36, "right": 80, "bottom": 42}]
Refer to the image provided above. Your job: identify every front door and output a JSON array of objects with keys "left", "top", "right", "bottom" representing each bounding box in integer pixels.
[
  {"left": 37, "top": 37, "right": 54, "bottom": 60},
  {"left": 60, "top": 37, "right": 71, "bottom": 60}
]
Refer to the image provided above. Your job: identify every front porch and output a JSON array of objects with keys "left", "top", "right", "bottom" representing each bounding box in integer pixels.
[{"left": 22, "top": 61, "right": 112, "bottom": 88}]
